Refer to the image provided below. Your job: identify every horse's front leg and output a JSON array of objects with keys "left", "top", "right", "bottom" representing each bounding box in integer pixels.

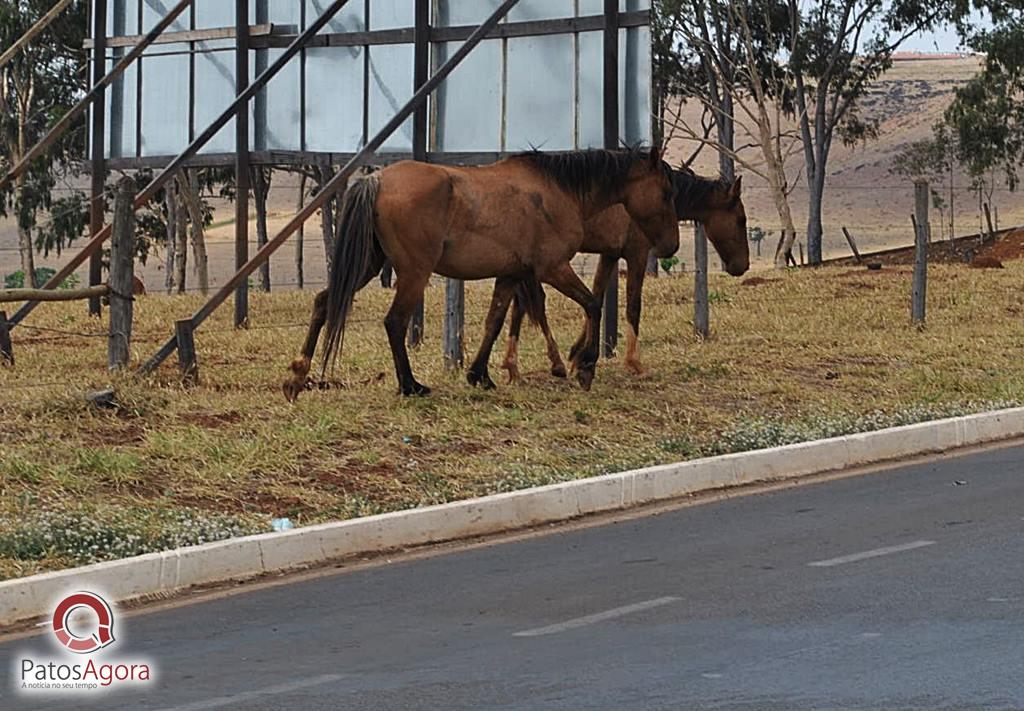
[
  {"left": 540, "top": 263, "right": 602, "bottom": 391},
  {"left": 569, "top": 254, "right": 617, "bottom": 370},
  {"left": 468, "top": 276, "right": 517, "bottom": 390}
]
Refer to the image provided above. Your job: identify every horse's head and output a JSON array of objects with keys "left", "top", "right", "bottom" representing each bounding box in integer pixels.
[
  {"left": 673, "top": 170, "right": 749, "bottom": 277},
  {"left": 620, "top": 147, "right": 680, "bottom": 259}
]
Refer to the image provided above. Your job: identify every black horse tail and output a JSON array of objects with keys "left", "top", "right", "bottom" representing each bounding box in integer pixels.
[
  {"left": 513, "top": 275, "right": 547, "bottom": 328},
  {"left": 320, "top": 174, "right": 382, "bottom": 377}
]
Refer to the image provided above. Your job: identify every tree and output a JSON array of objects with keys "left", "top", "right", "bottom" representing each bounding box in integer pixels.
[
  {"left": 656, "top": 0, "right": 804, "bottom": 268},
  {"left": 0, "top": 0, "right": 87, "bottom": 286},
  {"left": 252, "top": 166, "right": 272, "bottom": 292},
  {"left": 786, "top": 0, "right": 950, "bottom": 263},
  {"left": 944, "top": 4, "right": 1023, "bottom": 228},
  {"left": 891, "top": 122, "right": 958, "bottom": 242}
]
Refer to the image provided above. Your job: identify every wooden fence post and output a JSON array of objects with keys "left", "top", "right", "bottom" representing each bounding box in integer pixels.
[
  {"left": 914, "top": 179, "right": 931, "bottom": 243},
  {"left": 602, "top": 268, "right": 619, "bottom": 357},
  {"left": 911, "top": 214, "right": 928, "bottom": 326},
  {"left": 108, "top": 176, "right": 135, "bottom": 371},
  {"left": 912, "top": 179, "right": 930, "bottom": 325},
  {"left": 694, "top": 223, "right": 710, "bottom": 340},
  {"left": 0, "top": 311, "right": 12, "bottom": 366},
  {"left": 408, "top": 300, "right": 424, "bottom": 348},
  {"left": 646, "top": 252, "right": 659, "bottom": 277},
  {"left": 175, "top": 319, "right": 199, "bottom": 385},
  {"left": 443, "top": 277, "right": 464, "bottom": 370}
]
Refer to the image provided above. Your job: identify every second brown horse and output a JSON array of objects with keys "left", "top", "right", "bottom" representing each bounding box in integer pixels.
[{"left": 495, "top": 169, "right": 750, "bottom": 385}]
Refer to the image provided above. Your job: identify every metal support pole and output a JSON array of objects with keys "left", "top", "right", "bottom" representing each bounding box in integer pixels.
[
  {"left": 235, "top": 0, "right": 250, "bottom": 328},
  {"left": 88, "top": 0, "right": 107, "bottom": 317},
  {"left": 409, "top": 0, "right": 430, "bottom": 348},
  {"left": 601, "top": 0, "right": 620, "bottom": 357}
]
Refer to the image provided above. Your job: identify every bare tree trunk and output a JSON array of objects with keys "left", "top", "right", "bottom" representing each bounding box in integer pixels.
[
  {"left": 251, "top": 167, "right": 271, "bottom": 292},
  {"left": 174, "top": 176, "right": 188, "bottom": 294},
  {"left": 316, "top": 166, "right": 338, "bottom": 272},
  {"left": 178, "top": 170, "right": 209, "bottom": 295},
  {"left": 772, "top": 197, "right": 799, "bottom": 268},
  {"left": 16, "top": 221, "right": 35, "bottom": 287},
  {"left": 164, "top": 180, "right": 177, "bottom": 294},
  {"left": 15, "top": 109, "right": 35, "bottom": 287},
  {"left": 295, "top": 172, "right": 305, "bottom": 289}
]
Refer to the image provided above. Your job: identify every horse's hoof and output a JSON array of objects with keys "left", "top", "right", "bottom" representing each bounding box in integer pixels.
[
  {"left": 625, "top": 359, "right": 647, "bottom": 376},
  {"left": 551, "top": 363, "right": 568, "bottom": 379},
  {"left": 282, "top": 380, "right": 303, "bottom": 403},
  {"left": 576, "top": 367, "right": 595, "bottom": 392},
  {"left": 402, "top": 382, "right": 432, "bottom": 397},
  {"left": 467, "top": 369, "right": 496, "bottom": 390},
  {"left": 502, "top": 363, "right": 521, "bottom": 384}
]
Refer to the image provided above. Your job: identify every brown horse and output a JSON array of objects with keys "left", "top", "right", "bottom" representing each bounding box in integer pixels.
[
  {"left": 283, "top": 147, "right": 680, "bottom": 401},
  {"left": 499, "top": 169, "right": 749, "bottom": 383}
]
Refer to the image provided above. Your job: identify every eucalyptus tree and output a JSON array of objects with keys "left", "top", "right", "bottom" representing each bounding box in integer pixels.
[{"left": 0, "top": 0, "right": 88, "bottom": 286}]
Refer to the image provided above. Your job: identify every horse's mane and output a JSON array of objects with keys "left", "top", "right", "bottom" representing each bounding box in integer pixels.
[
  {"left": 672, "top": 168, "right": 732, "bottom": 218},
  {"left": 515, "top": 147, "right": 664, "bottom": 201}
]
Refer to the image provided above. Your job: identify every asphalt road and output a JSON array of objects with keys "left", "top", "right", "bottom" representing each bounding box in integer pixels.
[{"left": 4, "top": 443, "right": 1024, "bottom": 710}]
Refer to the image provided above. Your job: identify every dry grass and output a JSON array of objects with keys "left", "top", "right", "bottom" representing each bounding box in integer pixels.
[{"left": 2, "top": 261, "right": 1024, "bottom": 578}]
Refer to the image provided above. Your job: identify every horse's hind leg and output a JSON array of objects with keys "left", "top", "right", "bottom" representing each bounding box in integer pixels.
[
  {"left": 533, "top": 287, "right": 568, "bottom": 379},
  {"left": 283, "top": 289, "right": 328, "bottom": 402},
  {"left": 384, "top": 271, "right": 433, "bottom": 396},
  {"left": 540, "top": 263, "right": 602, "bottom": 391},
  {"left": 501, "top": 296, "right": 527, "bottom": 384},
  {"left": 624, "top": 247, "right": 649, "bottom": 376},
  {"left": 501, "top": 283, "right": 567, "bottom": 383},
  {"left": 468, "top": 277, "right": 517, "bottom": 390}
]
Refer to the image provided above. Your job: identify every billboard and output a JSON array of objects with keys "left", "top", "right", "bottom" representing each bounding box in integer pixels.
[{"left": 98, "top": 0, "right": 652, "bottom": 163}]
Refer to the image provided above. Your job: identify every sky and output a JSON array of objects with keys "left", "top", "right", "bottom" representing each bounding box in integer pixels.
[{"left": 883, "top": 11, "right": 992, "bottom": 53}]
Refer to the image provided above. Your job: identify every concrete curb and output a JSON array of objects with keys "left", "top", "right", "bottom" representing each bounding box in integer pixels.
[{"left": 3, "top": 407, "right": 1024, "bottom": 626}]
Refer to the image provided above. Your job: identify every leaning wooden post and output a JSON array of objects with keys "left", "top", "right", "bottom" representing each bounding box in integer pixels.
[
  {"left": 443, "top": 277, "right": 464, "bottom": 370},
  {"left": 0, "top": 311, "right": 12, "bottom": 366},
  {"left": 175, "top": 319, "right": 199, "bottom": 385},
  {"left": 842, "top": 226, "right": 863, "bottom": 264},
  {"left": 694, "top": 222, "right": 710, "bottom": 340},
  {"left": 108, "top": 176, "right": 136, "bottom": 370}
]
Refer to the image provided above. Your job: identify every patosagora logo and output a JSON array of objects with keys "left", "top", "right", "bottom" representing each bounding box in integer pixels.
[
  {"left": 16, "top": 590, "right": 155, "bottom": 695},
  {"left": 51, "top": 591, "right": 115, "bottom": 654}
]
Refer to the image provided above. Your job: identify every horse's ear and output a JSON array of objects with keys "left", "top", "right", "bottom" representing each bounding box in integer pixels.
[
  {"left": 730, "top": 175, "right": 743, "bottom": 198},
  {"left": 649, "top": 144, "right": 665, "bottom": 168}
]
